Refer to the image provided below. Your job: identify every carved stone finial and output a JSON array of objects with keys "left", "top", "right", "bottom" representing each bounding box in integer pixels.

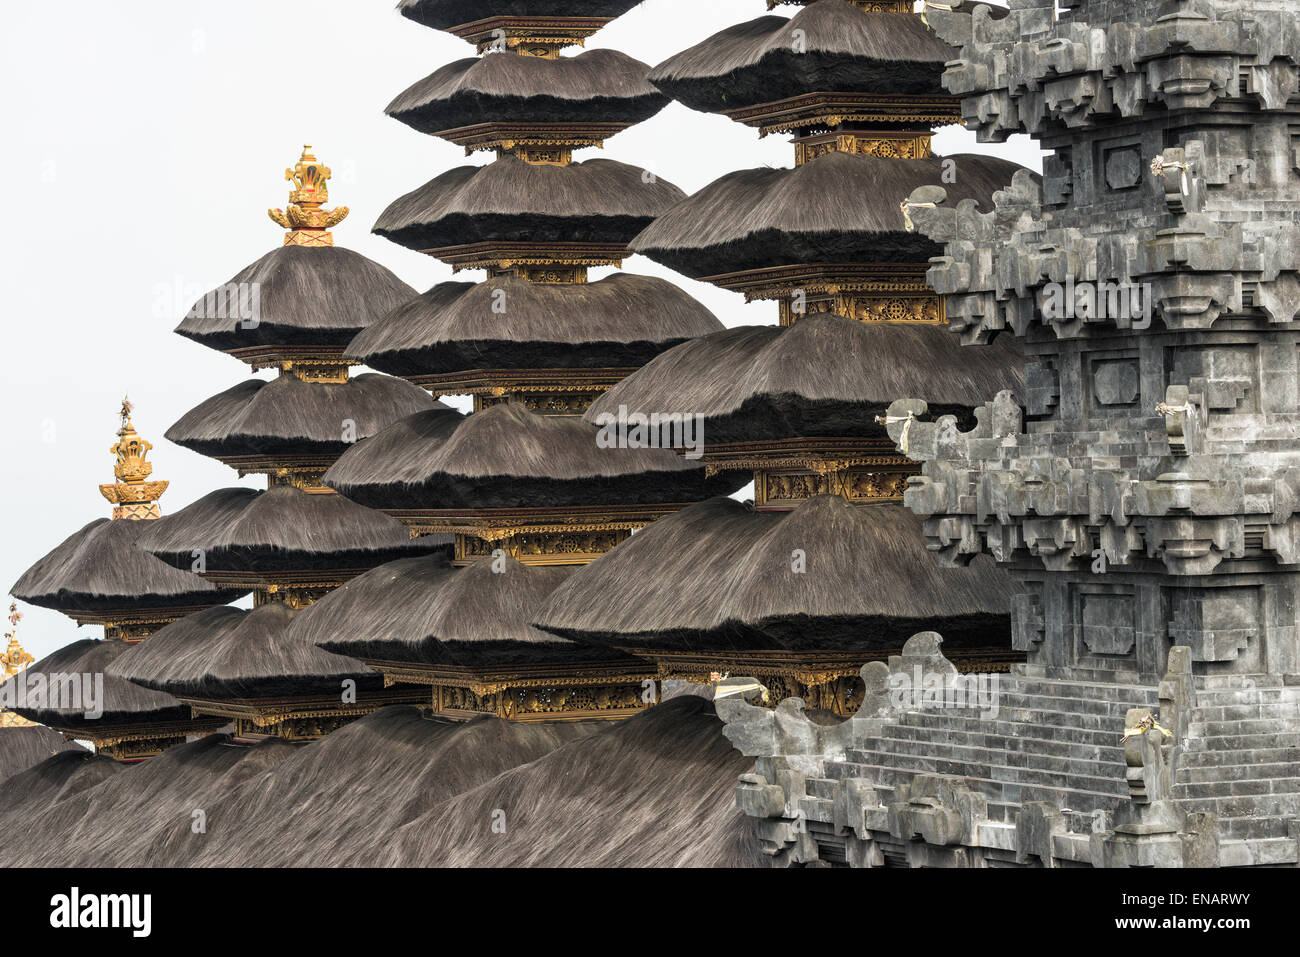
[{"left": 268, "top": 145, "right": 349, "bottom": 247}]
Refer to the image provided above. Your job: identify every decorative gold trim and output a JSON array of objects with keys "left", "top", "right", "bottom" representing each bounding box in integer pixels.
[
  {"left": 268, "top": 145, "right": 348, "bottom": 247},
  {"left": 445, "top": 16, "right": 614, "bottom": 54},
  {"left": 99, "top": 398, "right": 167, "bottom": 520},
  {"left": 723, "top": 93, "right": 963, "bottom": 137},
  {"left": 794, "top": 130, "right": 933, "bottom": 166},
  {"left": 433, "top": 122, "right": 632, "bottom": 159},
  {"left": 425, "top": 241, "right": 626, "bottom": 273}
]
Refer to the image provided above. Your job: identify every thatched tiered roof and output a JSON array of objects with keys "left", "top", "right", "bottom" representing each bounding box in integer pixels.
[
  {"left": 535, "top": 494, "right": 1014, "bottom": 653},
  {"left": 106, "top": 602, "right": 384, "bottom": 700},
  {"left": 583, "top": 315, "right": 1024, "bottom": 442},
  {"left": 373, "top": 157, "right": 686, "bottom": 253},
  {"left": 0, "top": 726, "right": 85, "bottom": 784},
  {"left": 11, "top": 517, "right": 246, "bottom": 619},
  {"left": 164, "top": 373, "right": 441, "bottom": 462},
  {"left": 0, "top": 639, "right": 199, "bottom": 732},
  {"left": 347, "top": 273, "right": 724, "bottom": 377},
  {"left": 0, "top": 697, "right": 757, "bottom": 867},
  {"left": 647, "top": 0, "right": 954, "bottom": 112},
  {"left": 630, "top": 152, "right": 1029, "bottom": 277},
  {"left": 174, "top": 245, "right": 416, "bottom": 354},
  {"left": 388, "top": 49, "right": 667, "bottom": 135},
  {"left": 323, "top": 401, "right": 745, "bottom": 510},
  {"left": 291, "top": 555, "right": 631, "bottom": 669},
  {"left": 398, "top": 0, "right": 645, "bottom": 32},
  {"left": 134, "top": 485, "right": 446, "bottom": 575}
]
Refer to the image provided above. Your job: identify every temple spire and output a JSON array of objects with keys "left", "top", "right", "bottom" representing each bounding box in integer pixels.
[
  {"left": 268, "top": 145, "right": 349, "bottom": 247},
  {"left": 0, "top": 601, "right": 34, "bottom": 727},
  {"left": 99, "top": 397, "right": 168, "bottom": 520}
]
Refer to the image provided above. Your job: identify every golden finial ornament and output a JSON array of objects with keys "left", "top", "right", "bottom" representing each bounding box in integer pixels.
[
  {"left": 268, "top": 145, "right": 350, "bottom": 247},
  {"left": 98, "top": 398, "right": 168, "bottom": 520},
  {"left": 1, "top": 602, "right": 35, "bottom": 727}
]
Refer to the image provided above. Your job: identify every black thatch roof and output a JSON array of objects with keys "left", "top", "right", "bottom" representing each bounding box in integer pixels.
[
  {"left": 0, "top": 698, "right": 756, "bottom": 867},
  {"left": 0, "top": 726, "right": 85, "bottom": 784},
  {"left": 323, "top": 401, "right": 746, "bottom": 510},
  {"left": 347, "top": 273, "right": 724, "bottom": 376},
  {"left": 174, "top": 245, "right": 416, "bottom": 353},
  {"left": 373, "top": 156, "right": 685, "bottom": 253},
  {"left": 630, "top": 152, "right": 1029, "bottom": 277},
  {"left": 134, "top": 485, "right": 447, "bottom": 574},
  {"left": 0, "top": 638, "right": 194, "bottom": 729},
  {"left": 648, "top": 0, "right": 953, "bottom": 112},
  {"left": 106, "top": 602, "right": 383, "bottom": 700},
  {"left": 398, "top": 0, "right": 644, "bottom": 31},
  {"left": 11, "top": 517, "right": 246, "bottom": 616},
  {"left": 583, "top": 315, "right": 1025, "bottom": 442},
  {"left": 535, "top": 494, "right": 1014, "bottom": 653},
  {"left": 294, "top": 554, "right": 631, "bottom": 669},
  {"left": 387, "top": 49, "right": 667, "bottom": 135},
  {"left": 164, "top": 373, "right": 441, "bottom": 460}
]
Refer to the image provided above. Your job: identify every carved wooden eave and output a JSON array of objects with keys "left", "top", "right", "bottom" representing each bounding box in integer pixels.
[
  {"left": 178, "top": 687, "right": 430, "bottom": 742},
  {"left": 699, "top": 262, "right": 943, "bottom": 326},
  {"left": 446, "top": 16, "right": 614, "bottom": 56},
  {"left": 227, "top": 344, "right": 355, "bottom": 376},
  {"left": 722, "top": 93, "right": 963, "bottom": 139},
  {"left": 436, "top": 121, "right": 634, "bottom": 161},
  {"left": 699, "top": 438, "right": 918, "bottom": 509},
  {"left": 49, "top": 717, "right": 227, "bottom": 762},
  {"left": 427, "top": 241, "right": 627, "bottom": 275},
  {"left": 368, "top": 657, "right": 657, "bottom": 722},
  {"left": 60, "top": 606, "right": 216, "bottom": 643},
  {"left": 414, "top": 367, "right": 634, "bottom": 414}
]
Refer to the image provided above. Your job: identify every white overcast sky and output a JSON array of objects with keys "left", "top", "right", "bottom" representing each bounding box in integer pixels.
[{"left": 0, "top": 0, "right": 1040, "bottom": 659}]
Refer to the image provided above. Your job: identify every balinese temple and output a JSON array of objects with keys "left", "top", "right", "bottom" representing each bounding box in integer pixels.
[
  {"left": 532, "top": 0, "right": 1032, "bottom": 712},
  {"left": 300, "top": 1, "right": 745, "bottom": 721},
  {"left": 110, "top": 151, "right": 450, "bottom": 743},
  {"left": 4, "top": 404, "right": 242, "bottom": 759}
]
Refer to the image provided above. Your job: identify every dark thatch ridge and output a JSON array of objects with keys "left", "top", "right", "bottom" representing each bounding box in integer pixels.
[
  {"left": 347, "top": 273, "right": 724, "bottom": 376},
  {"left": 164, "top": 373, "right": 440, "bottom": 458},
  {"left": 174, "top": 245, "right": 417, "bottom": 353},
  {"left": 134, "top": 485, "right": 448, "bottom": 573},
  {"left": 534, "top": 494, "right": 1014, "bottom": 654},
  {"left": 583, "top": 315, "right": 1025, "bottom": 442},
  {"left": 0, "top": 698, "right": 757, "bottom": 867},
  {"left": 397, "top": 0, "right": 644, "bottom": 32},
  {"left": 0, "top": 638, "right": 194, "bottom": 728},
  {"left": 373, "top": 156, "right": 686, "bottom": 252},
  {"left": 295, "top": 554, "right": 632, "bottom": 668},
  {"left": 630, "top": 152, "right": 1032, "bottom": 277},
  {"left": 106, "top": 602, "right": 382, "bottom": 700},
  {"left": 323, "top": 401, "right": 747, "bottom": 510},
  {"left": 648, "top": 0, "right": 953, "bottom": 112},
  {"left": 11, "top": 517, "right": 245, "bottom": 614},
  {"left": 0, "top": 726, "right": 85, "bottom": 784},
  {"left": 387, "top": 49, "right": 667, "bottom": 134}
]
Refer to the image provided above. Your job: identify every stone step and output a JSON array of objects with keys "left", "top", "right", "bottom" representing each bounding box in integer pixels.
[
  {"left": 1176, "top": 762, "right": 1300, "bottom": 785},
  {"left": 843, "top": 745, "right": 1126, "bottom": 799},
  {"left": 1004, "top": 675, "right": 1159, "bottom": 702},
  {"left": 1174, "top": 793, "right": 1300, "bottom": 829},
  {"left": 847, "top": 734, "right": 1124, "bottom": 780},
  {"left": 1210, "top": 814, "right": 1295, "bottom": 842},
  {"left": 1173, "top": 777, "right": 1300, "bottom": 800},
  {"left": 1187, "top": 703, "right": 1300, "bottom": 723},
  {"left": 1181, "top": 731, "right": 1300, "bottom": 751},
  {"left": 1019, "top": 663, "right": 1151, "bottom": 687},
  {"left": 1187, "top": 718, "right": 1296, "bottom": 737},
  {"left": 845, "top": 761, "right": 1124, "bottom": 815},
  {"left": 1192, "top": 688, "right": 1300, "bottom": 706},
  {"left": 1197, "top": 674, "right": 1286, "bottom": 690},
  {"left": 894, "top": 708, "right": 1126, "bottom": 745},
  {"left": 853, "top": 723, "right": 1126, "bottom": 763},
  {"left": 1174, "top": 746, "right": 1299, "bottom": 768},
  {"left": 991, "top": 691, "right": 1140, "bottom": 717}
]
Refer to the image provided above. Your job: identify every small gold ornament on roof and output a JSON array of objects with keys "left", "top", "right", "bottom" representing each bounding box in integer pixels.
[
  {"left": 99, "top": 398, "right": 168, "bottom": 520},
  {"left": 1, "top": 601, "right": 35, "bottom": 726},
  {"left": 268, "top": 145, "right": 350, "bottom": 247}
]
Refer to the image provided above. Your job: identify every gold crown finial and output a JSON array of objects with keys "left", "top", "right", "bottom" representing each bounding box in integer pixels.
[
  {"left": 1, "top": 602, "right": 34, "bottom": 726},
  {"left": 268, "top": 144, "right": 349, "bottom": 247},
  {"left": 99, "top": 397, "right": 168, "bottom": 520}
]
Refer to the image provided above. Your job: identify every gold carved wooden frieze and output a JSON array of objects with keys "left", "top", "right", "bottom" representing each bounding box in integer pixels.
[
  {"left": 430, "top": 677, "right": 654, "bottom": 722},
  {"left": 448, "top": 17, "right": 614, "bottom": 55},
  {"left": 724, "top": 93, "right": 963, "bottom": 138},
  {"left": 432, "top": 242, "right": 626, "bottom": 274},
  {"left": 794, "top": 130, "right": 934, "bottom": 166},
  {"left": 754, "top": 465, "right": 915, "bottom": 507},
  {"left": 703, "top": 263, "right": 943, "bottom": 327},
  {"left": 454, "top": 528, "right": 629, "bottom": 566}
]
